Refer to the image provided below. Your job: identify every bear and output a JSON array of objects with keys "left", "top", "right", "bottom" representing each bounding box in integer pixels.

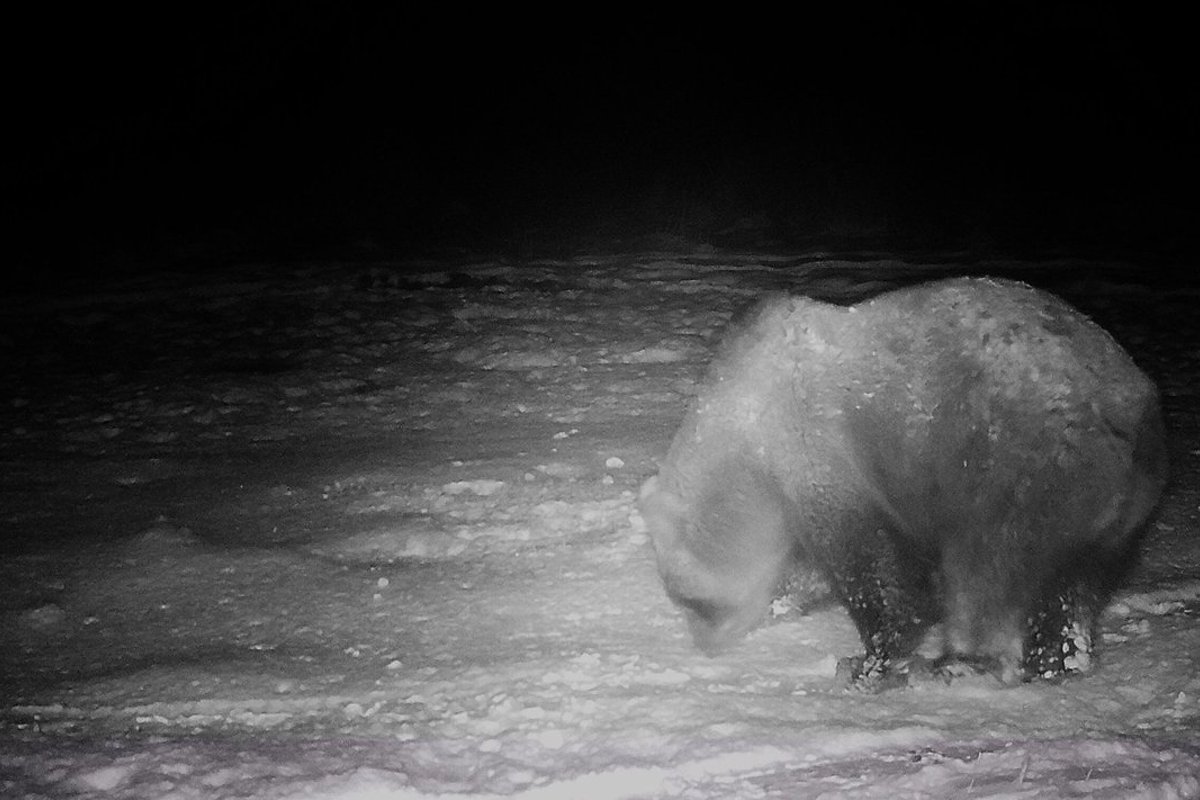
[{"left": 639, "top": 276, "right": 1167, "bottom": 688}]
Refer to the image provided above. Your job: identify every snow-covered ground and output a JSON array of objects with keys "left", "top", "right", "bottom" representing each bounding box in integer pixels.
[{"left": 1, "top": 253, "right": 1197, "bottom": 799}]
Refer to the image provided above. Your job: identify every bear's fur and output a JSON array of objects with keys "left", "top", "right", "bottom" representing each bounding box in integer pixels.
[{"left": 640, "top": 277, "right": 1167, "bottom": 687}]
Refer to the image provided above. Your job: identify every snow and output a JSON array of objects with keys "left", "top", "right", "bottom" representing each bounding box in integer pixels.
[{"left": 1, "top": 253, "right": 1198, "bottom": 798}]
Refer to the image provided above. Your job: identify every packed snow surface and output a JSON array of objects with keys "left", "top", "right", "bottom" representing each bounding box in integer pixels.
[{"left": 1, "top": 253, "right": 1198, "bottom": 798}]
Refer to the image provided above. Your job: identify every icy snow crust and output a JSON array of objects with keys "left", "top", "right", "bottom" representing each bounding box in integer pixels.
[{"left": 1, "top": 254, "right": 1198, "bottom": 798}]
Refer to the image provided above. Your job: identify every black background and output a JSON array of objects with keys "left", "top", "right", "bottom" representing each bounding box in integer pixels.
[{"left": 11, "top": 6, "right": 1198, "bottom": 286}]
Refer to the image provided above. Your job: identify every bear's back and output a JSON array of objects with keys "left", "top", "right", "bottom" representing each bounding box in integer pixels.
[{"left": 843, "top": 277, "right": 1164, "bottom": 551}]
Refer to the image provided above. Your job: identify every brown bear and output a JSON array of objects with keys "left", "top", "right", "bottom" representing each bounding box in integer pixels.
[{"left": 639, "top": 277, "right": 1167, "bottom": 688}]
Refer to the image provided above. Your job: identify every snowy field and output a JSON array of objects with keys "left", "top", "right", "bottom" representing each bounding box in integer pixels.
[{"left": 1, "top": 252, "right": 1198, "bottom": 798}]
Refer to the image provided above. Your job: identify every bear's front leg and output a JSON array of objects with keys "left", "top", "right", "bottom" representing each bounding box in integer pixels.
[{"left": 821, "top": 515, "right": 937, "bottom": 691}]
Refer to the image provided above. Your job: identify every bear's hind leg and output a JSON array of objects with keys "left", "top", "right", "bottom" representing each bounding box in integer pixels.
[{"left": 1023, "top": 567, "right": 1108, "bottom": 681}]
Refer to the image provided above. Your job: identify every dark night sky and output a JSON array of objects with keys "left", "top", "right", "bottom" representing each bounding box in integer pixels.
[{"left": 11, "top": 7, "right": 1198, "bottom": 283}]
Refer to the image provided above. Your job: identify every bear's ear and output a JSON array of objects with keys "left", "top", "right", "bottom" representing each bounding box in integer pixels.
[
  {"left": 639, "top": 477, "right": 687, "bottom": 520},
  {"left": 638, "top": 475, "right": 660, "bottom": 504},
  {"left": 638, "top": 477, "right": 689, "bottom": 550}
]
